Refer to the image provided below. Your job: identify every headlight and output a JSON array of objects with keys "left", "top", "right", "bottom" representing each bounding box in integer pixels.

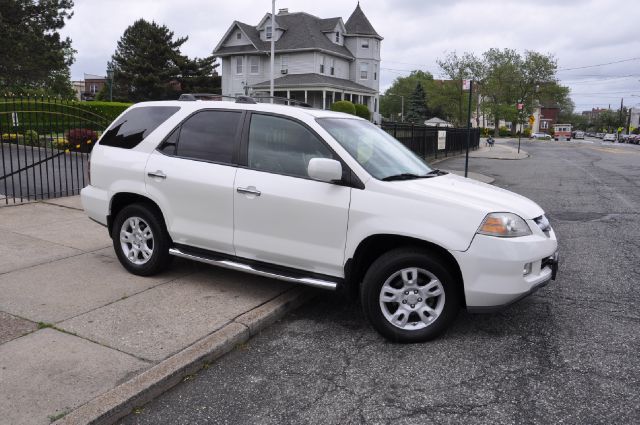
[{"left": 477, "top": 213, "right": 532, "bottom": 237}]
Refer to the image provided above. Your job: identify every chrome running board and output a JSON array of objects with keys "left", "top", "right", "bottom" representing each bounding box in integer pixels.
[{"left": 168, "top": 247, "right": 338, "bottom": 291}]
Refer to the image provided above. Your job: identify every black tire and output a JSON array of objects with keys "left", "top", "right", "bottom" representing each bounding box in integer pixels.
[
  {"left": 112, "top": 203, "right": 172, "bottom": 276},
  {"left": 360, "top": 248, "right": 461, "bottom": 343}
]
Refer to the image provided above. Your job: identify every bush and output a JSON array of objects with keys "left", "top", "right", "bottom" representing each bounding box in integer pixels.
[
  {"left": 523, "top": 128, "right": 531, "bottom": 137},
  {"left": 354, "top": 104, "right": 371, "bottom": 120},
  {"left": 22, "top": 129, "right": 40, "bottom": 145},
  {"left": 1, "top": 133, "right": 24, "bottom": 144},
  {"left": 498, "top": 126, "right": 510, "bottom": 137},
  {"left": 64, "top": 128, "right": 98, "bottom": 152},
  {"left": 330, "top": 100, "right": 356, "bottom": 115}
]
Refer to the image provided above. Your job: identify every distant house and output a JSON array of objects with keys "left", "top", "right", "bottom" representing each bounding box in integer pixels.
[
  {"left": 72, "top": 81, "right": 84, "bottom": 101},
  {"left": 424, "top": 117, "right": 452, "bottom": 127},
  {"left": 82, "top": 74, "right": 107, "bottom": 101},
  {"left": 213, "top": 4, "right": 382, "bottom": 122}
]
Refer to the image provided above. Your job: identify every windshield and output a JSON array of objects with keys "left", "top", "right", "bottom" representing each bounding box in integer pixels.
[{"left": 317, "top": 118, "right": 432, "bottom": 180}]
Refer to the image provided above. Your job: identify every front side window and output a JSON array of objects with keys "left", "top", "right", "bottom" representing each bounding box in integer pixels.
[
  {"left": 360, "top": 63, "right": 368, "bottom": 80},
  {"left": 236, "top": 57, "right": 243, "bottom": 74},
  {"left": 236, "top": 32, "right": 241, "bottom": 40},
  {"left": 176, "top": 110, "right": 241, "bottom": 164},
  {"left": 266, "top": 26, "right": 272, "bottom": 39},
  {"left": 335, "top": 31, "right": 340, "bottom": 43},
  {"left": 330, "top": 58, "right": 335, "bottom": 76},
  {"left": 248, "top": 114, "right": 333, "bottom": 178},
  {"left": 374, "top": 63, "right": 378, "bottom": 80},
  {"left": 317, "top": 118, "right": 432, "bottom": 180},
  {"left": 101, "top": 106, "right": 180, "bottom": 149},
  {"left": 320, "top": 55, "right": 325, "bottom": 74},
  {"left": 281, "top": 54, "right": 289, "bottom": 70},
  {"left": 361, "top": 38, "right": 369, "bottom": 48},
  {"left": 250, "top": 56, "right": 259, "bottom": 74}
]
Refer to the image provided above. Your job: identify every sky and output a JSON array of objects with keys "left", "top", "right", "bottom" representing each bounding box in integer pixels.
[{"left": 62, "top": 0, "right": 640, "bottom": 112}]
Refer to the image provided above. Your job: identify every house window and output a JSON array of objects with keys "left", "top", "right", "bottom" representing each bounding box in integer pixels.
[
  {"left": 541, "top": 120, "right": 548, "bottom": 129},
  {"left": 376, "top": 40, "right": 379, "bottom": 51},
  {"left": 236, "top": 32, "right": 241, "bottom": 40},
  {"left": 335, "top": 31, "right": 340, "bottom": 43},
  {"left": 320, "top": 55, "right": 325, "bottom": 74},
  {"left": 281, "top": 54, "right": 289, "bottom": 71},
  {"left": 236, "top": 57, "right": 243, "bottom": 74},
  {"left": 360, "top": 63, "right": 368, "bottom": 80},
  {"left": 374, "top": 97, "right": 378, "bottom": 113},
  {"left": 250, "top": 56, "right": 259, "bottom": 74},
  {"left": 330, "top": 58, "right": 335, "bottom": 76},
  {"left": 361, "top": 39, "right": 369, "bottom": 48},
  {"left": 90, "top": 84, "right": 97, "bottom": 94},
  {"left": 374, "top": 64, "right": 377, "bottom": 80},
  {"left": 266, "top": 26, "right": 272, "bottom": 39}
]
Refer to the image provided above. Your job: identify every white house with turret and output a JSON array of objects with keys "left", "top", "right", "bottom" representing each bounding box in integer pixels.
[{"left": 213, "top": 4, "right": 382, "bottom": 122}]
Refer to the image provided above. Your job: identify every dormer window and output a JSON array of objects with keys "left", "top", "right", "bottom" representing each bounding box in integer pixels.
[
  {"left": 236, "top": 32, "right": 241, "bottom": 40},
  {"left": 335, "top": 31, "right": 340, "bottom": 43},
  {"left": 361, "top": 39, "right": 369, "bottom": 48},
  {"left": 266, "top": 26, "right": 272, "bottom": 39}
]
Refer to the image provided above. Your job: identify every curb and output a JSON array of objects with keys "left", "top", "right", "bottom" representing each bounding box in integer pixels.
[{"left": 55, "top": 287, "right": 315, "bottom": 425}]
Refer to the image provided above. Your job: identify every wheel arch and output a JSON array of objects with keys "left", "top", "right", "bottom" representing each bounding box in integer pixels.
[
  {"left": 343, "top": 234, "right": 466, "bottom": 307},
  {"left": 108, "top": 192, "right": 169, "bottom": 239}
]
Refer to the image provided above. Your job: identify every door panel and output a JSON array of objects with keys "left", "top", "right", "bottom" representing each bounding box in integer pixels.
[
  {"left": 234, "top": 168, "right": 350, "bottom": 277},
  {"left": 145, "top": 151, "right": 237, "bottom": 254}
]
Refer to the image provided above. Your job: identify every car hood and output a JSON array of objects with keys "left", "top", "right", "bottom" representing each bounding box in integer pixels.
[{"left": 396, "top": 173, "right": 544, "bottom": 219}]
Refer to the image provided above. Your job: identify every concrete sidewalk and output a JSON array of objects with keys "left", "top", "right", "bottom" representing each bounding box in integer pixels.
[
  {"left": 0, "top": 197, "right": 313, "bottom": 425},
  {"left": 470, "top": 140, "right": 529, "bottom": 160}
]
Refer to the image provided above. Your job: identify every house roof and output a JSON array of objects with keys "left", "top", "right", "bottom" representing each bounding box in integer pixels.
[
  {"left": 250, "top": 73, "right": 377, "bottom": 93},
  {"left": 213, "top": 12, "right": 356, "bottom": 59},
  {"left": 344, "top": 3, "right": 381, "bottom": 38}
]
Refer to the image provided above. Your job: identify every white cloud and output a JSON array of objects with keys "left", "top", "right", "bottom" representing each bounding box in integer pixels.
[{"left": 62, "top": 0, "right": 640, "bottom": 110}]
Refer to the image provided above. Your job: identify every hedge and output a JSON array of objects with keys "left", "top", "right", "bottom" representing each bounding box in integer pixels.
[
  {"left": 330, "top": 100, "right": 356, "bottom": 115},
  {"left": 354, "top": 103, "right": 371, "bottom": 120}
]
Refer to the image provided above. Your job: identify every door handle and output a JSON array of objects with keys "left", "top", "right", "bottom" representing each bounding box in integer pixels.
[
  {"left": 147, "top": 170, "right": 167, "bottom": 179},
  {"left": 237, "top": 186, "right": 261, "bottom": 196}
]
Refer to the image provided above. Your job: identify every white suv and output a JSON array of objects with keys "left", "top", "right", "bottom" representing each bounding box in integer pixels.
[{"left": 81, "top": 98, "right": 559, "bottom": 342}]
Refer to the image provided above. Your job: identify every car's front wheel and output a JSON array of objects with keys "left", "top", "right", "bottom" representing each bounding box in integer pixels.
[
  {"left": 112, "top": 203, "right": 172, "bottom": 276},
  {"left": 361, "top": 248, "right": 461, "bottom": 343}
]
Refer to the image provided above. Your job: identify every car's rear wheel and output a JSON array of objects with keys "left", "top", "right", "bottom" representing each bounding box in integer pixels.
[
  {"left": 361, "top": 248, "right": 461, "bottom": 343},
  {"left": 112, "top": 203, "right": 172, "bottom": 276}
]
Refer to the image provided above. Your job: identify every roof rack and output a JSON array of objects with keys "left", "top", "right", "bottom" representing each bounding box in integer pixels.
[{"left": 177, "top": 93, "right": 312, "bottom": 108}]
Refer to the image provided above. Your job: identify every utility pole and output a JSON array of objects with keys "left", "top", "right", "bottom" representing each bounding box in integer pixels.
[
  {"left": 270, "top": 0, "right": 275, "bottom": 103},
  {"left": 464, "top": 79, "right": 473, "bottom": 178}
]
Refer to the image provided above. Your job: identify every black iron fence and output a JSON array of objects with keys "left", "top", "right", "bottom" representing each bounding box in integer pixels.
[
  {"left": 0, "top": 96, "right": 111, "bottom": 204},
  {"left": 381, "top": 122, "right": 480, "bottom": 161}
]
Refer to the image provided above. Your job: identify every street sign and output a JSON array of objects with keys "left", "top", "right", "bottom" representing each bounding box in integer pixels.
[
  {"left": 438, "top": 131, "right": 446, "bottom": 150},
  {"left": 517, "top": 103, "right": 524, "bottom": 110},
  {"left": 462, "top": 79, "right": 471, "bottom": 90}
]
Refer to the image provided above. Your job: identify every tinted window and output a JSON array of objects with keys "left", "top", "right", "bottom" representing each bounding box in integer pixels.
[
  {"left": 248, "top": 114, "right": 333, "bottom": 178},
  {"left": 176, "top": 110, "right": 240, "bottom": 164},
  {"left": 100, "top": 106, "right": 179, "bottom": 149}
]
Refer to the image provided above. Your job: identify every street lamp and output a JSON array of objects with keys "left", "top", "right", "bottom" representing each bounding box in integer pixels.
[
  {"left": 106, "top": 70, "right": 114, "bottom": 102},
  {"left": 384, "top": 93, "right": 404, "bottom": 122}
]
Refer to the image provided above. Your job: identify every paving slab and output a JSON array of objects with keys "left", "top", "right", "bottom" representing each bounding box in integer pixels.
[
  {"left": 42, "top": 195, "right": 83, "bottom": 210},
  {"left": 0, "top": 229, "right": 82, "bottom": 274},
  {"left": 13, "top": 216, "right": 112, "bottom": 252},
  {"left": 59, "top": 267, "right": 291, "bottom": 362},
  {"left": 0, "top": 328, "right": 149, "bottom": 425},
  {"left": 0, "top": 202, "right": 86, "bottom": 231},
  {"left": 0, "top": 253, "right": 198, "bottom": 323},
  {"left": 0, "top": 311, "right": 37, "bottom": 344}
]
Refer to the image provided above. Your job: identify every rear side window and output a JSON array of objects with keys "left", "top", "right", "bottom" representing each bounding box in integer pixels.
[
  {"left": 100, "top": 106, "right": 180, "bottom": 149},
  {"left": 176, "top": 110, "right": 241, "bottom": 164}
]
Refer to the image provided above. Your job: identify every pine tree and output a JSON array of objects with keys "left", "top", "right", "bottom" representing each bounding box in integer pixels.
[
  {"left": 0, "top": 0, "right": 75, "bottom": 97},
  {"left": 405, "top": 83, "right": 428, "bottom": 124},
  {"left": 109, "top": 19, "right": 217, "bottom": 102}
]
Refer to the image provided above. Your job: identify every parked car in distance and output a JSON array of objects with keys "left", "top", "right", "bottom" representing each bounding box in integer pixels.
[
  {"left": 81, "top": 97, "right": 559, "bottom": 343},
  {"left": 603, "top": 133, "right": 617, "bottom": 142},
  {"left": 573, "top": 131, "right": 585, "bottom": 139},
  {"left": 596, "top": 133, "right": 605, "bottom": 139},
  {"left": 628, "top": 134, "right": 639, "bottom": 144},
  {"left": 530, "top": 132, "right": 551, "bottom": 140}
]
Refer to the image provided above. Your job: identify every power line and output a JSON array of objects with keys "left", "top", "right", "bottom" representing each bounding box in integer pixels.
[{"left": 557, "top": 57, "right": 640, "bottom": 71}]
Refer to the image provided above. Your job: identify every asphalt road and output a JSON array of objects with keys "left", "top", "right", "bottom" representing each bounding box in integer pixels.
[
  {"left": 121, "top": 139, "right": 640, "bottom": 425},
  {"left": 0, "top": 142, "right": 87, "bottom": 201}
]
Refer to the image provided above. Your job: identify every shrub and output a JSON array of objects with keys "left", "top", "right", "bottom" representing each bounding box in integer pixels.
[
  {"left": 64, "top": 128, "right": 98, "bottom": 152},
  {"left": 330, "top": 100, "right": 356, "bottom": 115},
  {"left": 498, "top": 126, "right": 510, "bottom": 137},
  {"left": 354, "top": 104, "right": 371, "bottom": 120},
  {"left": 22, "top": 129, "right": 39, "bottom": 145},
  {"left": 523, "top": 128, "right": 531, "bottom": 137}
]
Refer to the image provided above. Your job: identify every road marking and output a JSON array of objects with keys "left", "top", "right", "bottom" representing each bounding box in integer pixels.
[{"left": 589, "top": 147, "right": 640, "bottom": 155}]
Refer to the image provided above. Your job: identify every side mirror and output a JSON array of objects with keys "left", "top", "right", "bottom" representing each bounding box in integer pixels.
[{"left": 307, "top": 158, "right": 342, "bottom": 182}]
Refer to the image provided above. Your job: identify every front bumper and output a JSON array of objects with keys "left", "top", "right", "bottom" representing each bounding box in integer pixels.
[{"left": 450, "top": 228, "right": 559, "bottom": 312}]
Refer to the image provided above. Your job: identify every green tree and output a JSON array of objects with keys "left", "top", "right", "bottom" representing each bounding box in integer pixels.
[
  {"left": 435, "top": 51, "right": 482, "bottom": 126},
  {"left": 405, "top": 83, "right": 428, "bottom": 124},
  {"left": 109, "top": 19, "right": 217, "bottom": 102},
  {"left": 0, "top": 0, "right": 75, "bottom": 97},
  {"left": 380, "top": 70, "right": 434, "bottom": 121}
]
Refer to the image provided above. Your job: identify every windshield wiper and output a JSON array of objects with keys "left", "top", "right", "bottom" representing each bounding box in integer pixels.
[
  {"left": 426, "top": 169, "right": 448, "bottom": 176},
  {"left": 381, "top": 173, "right": 435, "bottom": 181}
]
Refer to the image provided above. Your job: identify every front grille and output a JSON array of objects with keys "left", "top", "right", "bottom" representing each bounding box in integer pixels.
[{"left": 534, "top": 215, "right": 551, "bottom": 237}]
